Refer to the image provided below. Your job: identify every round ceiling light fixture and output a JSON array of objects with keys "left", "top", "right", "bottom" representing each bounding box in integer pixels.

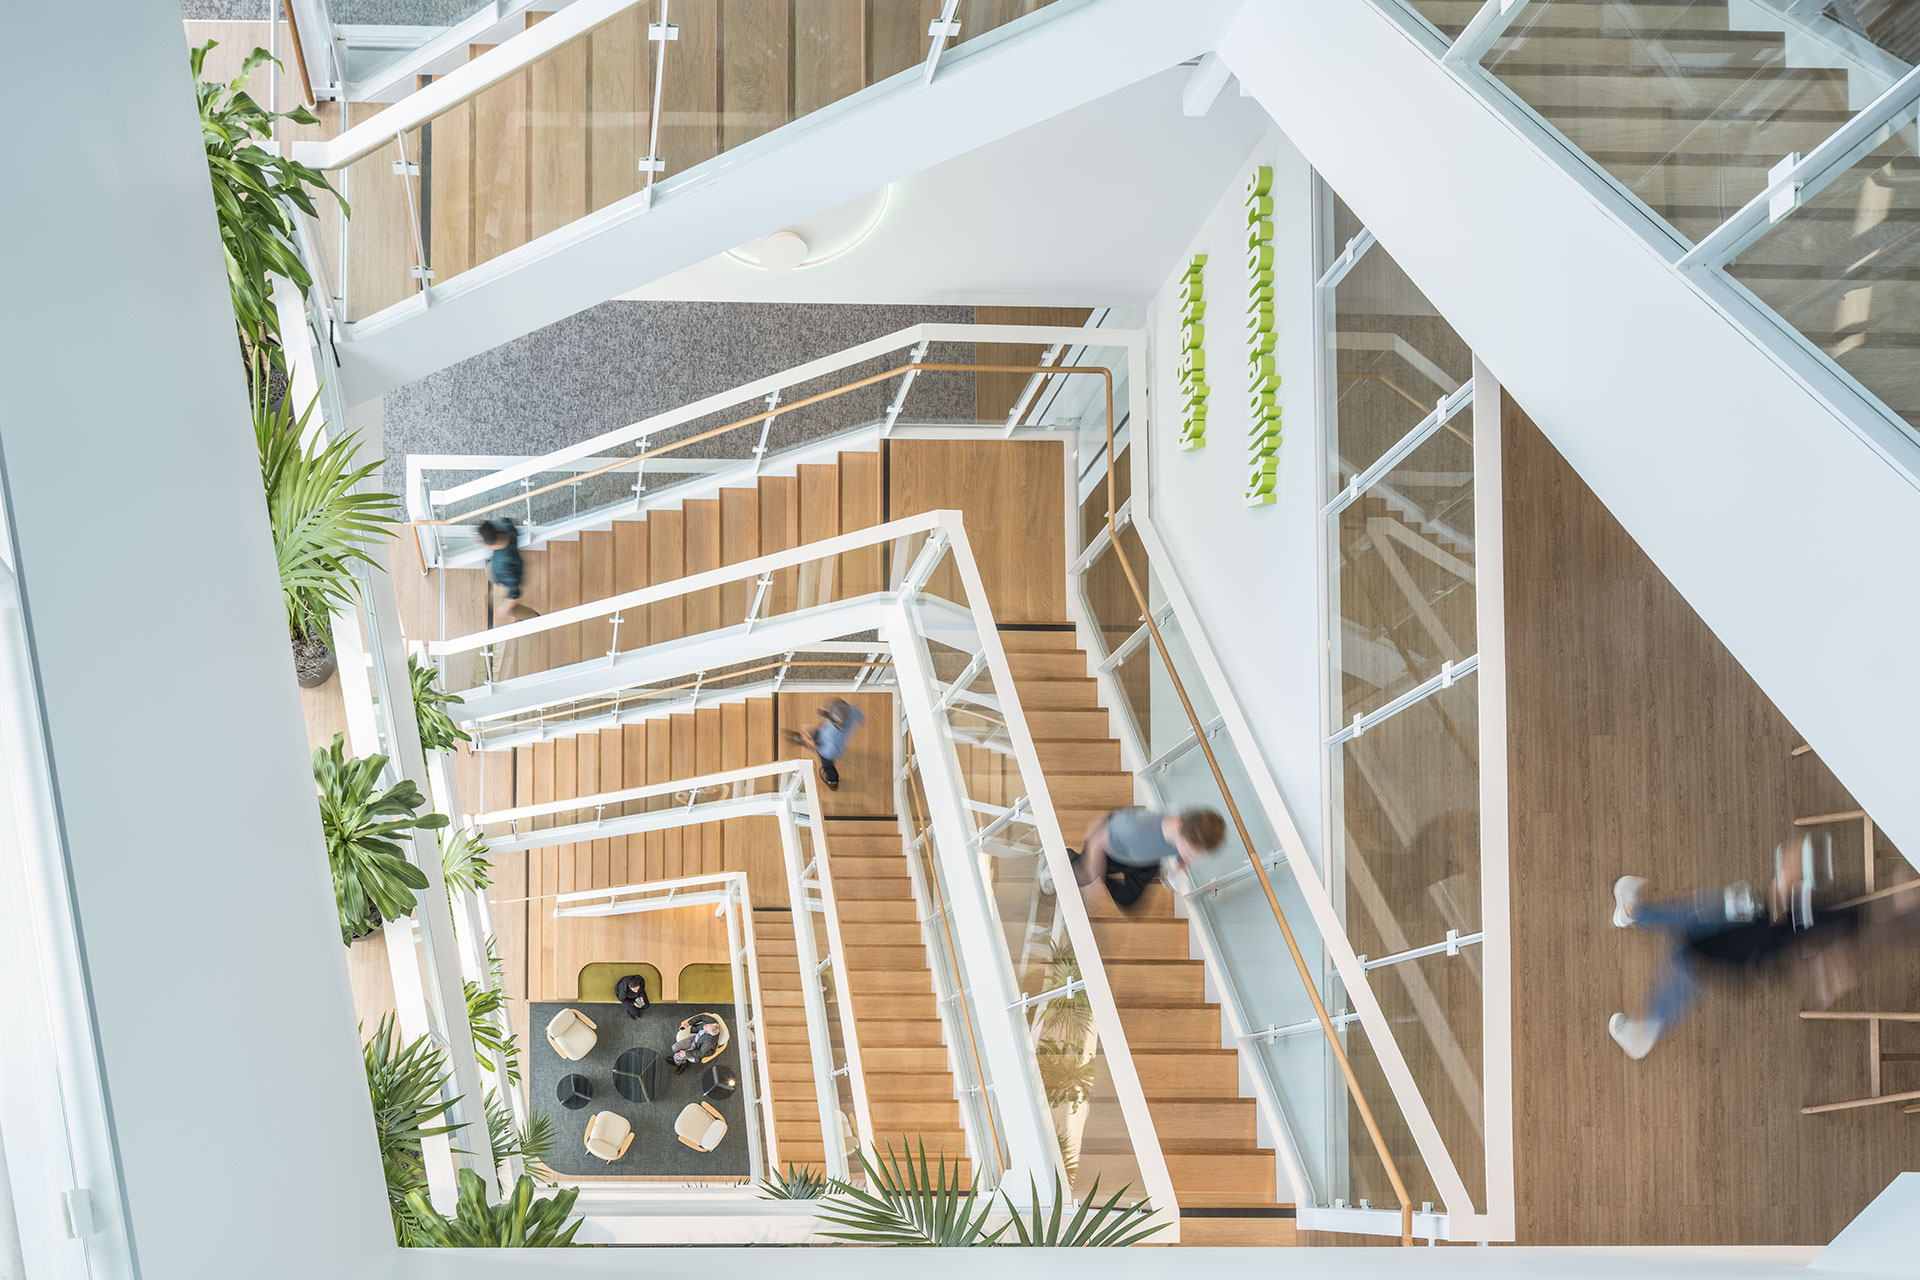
[
  {"left": 757, "top": 229, "right": 809, "bottom": 272},
  {"left": 726, "top": 185, "right": 892, "bottom": 272}
]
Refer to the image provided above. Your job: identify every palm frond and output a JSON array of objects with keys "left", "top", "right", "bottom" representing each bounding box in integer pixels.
[
  {"left": 997, "top": 1174, "right": 1165, "bottom": 1247},
  {"left": 465, "top": 980, "right": 521, "bottom": 1085},
  {"left": 484, "top": 1089, "right": 556, "bottom": 1183},
  {"left": 814, "top": 1139, "right": 1003, "bottom": 1246},
  {"left": 410, "top": 654, "right": 471, "bottom": 751},
  {"left": 440, "top": 827, "right": 493, "bottom": 900},
  {"left": 758, "top": 1163, "right": 829, "bottom": 1200},
  {"left": 256, "top": 376, "right": 398, "bottom": 642},
  {"left": 362, "top": 1013, "right": 465, "bottom": 1243}
]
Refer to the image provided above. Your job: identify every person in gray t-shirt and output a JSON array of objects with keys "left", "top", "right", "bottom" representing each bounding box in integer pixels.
[{"left": 1070, "top": 807, "right": 1227, "bottom": 909}]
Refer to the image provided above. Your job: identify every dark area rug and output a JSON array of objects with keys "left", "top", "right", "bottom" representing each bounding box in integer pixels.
[{"left": 530, "top": 1001, "right": 749, "bottom": 1179}]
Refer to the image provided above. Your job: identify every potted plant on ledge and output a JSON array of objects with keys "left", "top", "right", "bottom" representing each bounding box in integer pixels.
[{"left": 256, "top": 374, "right": 397, "bottom": 687}]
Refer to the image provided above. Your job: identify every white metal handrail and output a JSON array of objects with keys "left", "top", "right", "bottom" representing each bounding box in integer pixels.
[
  {"left": 429, "top": 324, "right": 1132, "bottom": 507},
  {"left": 288, "top": 0, "right": 646, "bottom": 171},
  {"left": 427, "top": 511, "right": 945, "bottom": 659}
]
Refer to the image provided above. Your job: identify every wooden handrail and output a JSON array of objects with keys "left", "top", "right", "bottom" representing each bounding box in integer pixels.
[
  {"left": 1082, "top": 365, "right": 1418, "bottom": 1246},
  {"left": 281, "top": 0, "right": 317, "bottom": 108},
  {"left": 430, "top": 354, "right": 1421, "bottom": 1238}
]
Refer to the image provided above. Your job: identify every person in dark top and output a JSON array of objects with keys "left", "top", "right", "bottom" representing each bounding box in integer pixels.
[
  {"left": 1068, "top": 807, "right": 1227, "bottom": 909},
  {"left": 782, "top": 698, "right": 865, "bottom": 791},
  {"left": 614, "top": 973, "right": 650, "bottom": 1020},
  {"left": 476, "top": 519, "right": 540, "bottom": 624},
  {"left": 1608, "top": 840, "right": 1862, "bottom": 1059},
  {"left": 671, "top": 1012, "right": 723, "bottom": 1073}
]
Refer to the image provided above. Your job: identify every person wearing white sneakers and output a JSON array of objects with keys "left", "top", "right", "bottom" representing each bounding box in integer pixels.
[{"left": 1607, "top": 839, "right": 1861, "bottom": 1059}]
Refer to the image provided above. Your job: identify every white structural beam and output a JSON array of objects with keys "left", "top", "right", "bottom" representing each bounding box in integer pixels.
[
  {"left": 324, "top": 0, "right": 1250, "bottom": 401},
  {"left": 0, "top": 2, "right": 393, "bottom": 1275},
  {"left": 1222, "top": 0, "right": 1920, "bottom": 863}
]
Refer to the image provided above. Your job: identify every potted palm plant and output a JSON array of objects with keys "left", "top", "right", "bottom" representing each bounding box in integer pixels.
[
  {"left": 256, "top": 374, "right": 397, "bottom": 686},
  {"left": 193, "top": 40, "right": 346, "bottom": 375},
  {"left": 315, "top": 734, "right": 447, "bottom": 943}
]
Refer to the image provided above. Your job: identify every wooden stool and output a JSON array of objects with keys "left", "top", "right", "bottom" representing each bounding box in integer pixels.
[
  {"left": 1799, "top": 1011, "right": 1920, "bottom": 1114},
  {"left": 1791, "top": 745, "right": 1903, "bottom": 893}
]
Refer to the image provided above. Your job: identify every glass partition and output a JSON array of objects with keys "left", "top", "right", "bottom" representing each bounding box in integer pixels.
[
  {"left": 1475, "top": 0, "right": 1916, "bottom": 242},
  {"left": 1730, "top": 122, "right": 1920, "bottom": 435},
  {"left": 1325, "top": 238, "right": 1472, "bottom": 493},
  {"left": 325, "top": 0, "right": 502, "bottom": 83}
]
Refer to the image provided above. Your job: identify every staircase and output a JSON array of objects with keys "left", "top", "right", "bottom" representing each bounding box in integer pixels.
[
  {"left": 763, "top": 819, "right": 973, "bottom": 1177},
  {"left": 410, "top": 447, "right": 884, "bottom": 691},
  {"left": 997, "top": 628, "right": 1294, "bottom": 1245}
]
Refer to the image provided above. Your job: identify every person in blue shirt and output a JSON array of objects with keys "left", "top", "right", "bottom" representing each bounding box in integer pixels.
[
  {"left": 784, "top": 698, "right": 866, "bottom": 792},
  {"left": 475, "top": 518, "right": 540, "bottom": 623},
  {"left": 1070, "top": 807, "right": 1226, "bottom": 910}
]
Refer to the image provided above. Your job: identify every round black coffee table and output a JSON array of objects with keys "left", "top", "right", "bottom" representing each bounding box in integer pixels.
[
  {"left": 613, "top": 1046, "right": 661, "bottom": 1104},
  {"left": 556, "top": 1073, "right": 592, "bottom": 1110}
]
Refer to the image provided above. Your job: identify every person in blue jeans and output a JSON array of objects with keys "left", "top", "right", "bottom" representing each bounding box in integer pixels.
[
  {"left": 784, "top": 698, "right": 865, "bottom": 791},
  {"left": 1608, "top": 843, "right": 1861, "bottom": 1059}
]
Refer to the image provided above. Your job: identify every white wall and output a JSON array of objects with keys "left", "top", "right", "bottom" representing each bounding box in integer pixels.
[
  {"left": 0, "top": 5, "right": 394, "bottom": 1278},
  {"left": 625, "top": 68, "right": 1274, "bottom": 308},
  {"left": 1143, "top": 127, "right": 1327, "bottom": 870}
]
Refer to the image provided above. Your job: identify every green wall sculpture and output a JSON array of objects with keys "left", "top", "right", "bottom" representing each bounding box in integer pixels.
[
  {"left": 1245, "top": 165, "right": 1280, "bottom": 505},
  {"left": 1177, "top": 253, "right": 1208, "bottom": 450}
]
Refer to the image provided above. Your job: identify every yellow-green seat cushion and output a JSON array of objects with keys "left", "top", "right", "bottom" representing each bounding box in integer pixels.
[
  {"left": 676, "top": 963, "right": 734, "bottom": 1006},
  {"left": 577, "top": 962, "right": 661, "bottom": 1004}
]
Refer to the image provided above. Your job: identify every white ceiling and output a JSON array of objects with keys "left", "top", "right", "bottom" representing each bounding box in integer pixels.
[{"left": 622, "top": 65, "right": 1275, "bottom": 309}]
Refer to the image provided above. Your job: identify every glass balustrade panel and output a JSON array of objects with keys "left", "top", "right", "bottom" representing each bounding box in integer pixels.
[
  {"left": 1332, "top": 671, "right": 1482, "bottom": 964},
  {"left": 1331, "top": 420, "right": 1476, "bottom": 722},
  {"left": 1729, "top": 123, "right": 1920, "bottom": 444},
  {"left": 1480, "top": 0, "right": 1918, "bottom": 242},
  {"left": 1109, "top": 611, "right": 1221, "bottom": 762},
  {"left": 326, "top": 0, "right": 503, "bottom": 83},
  {"left": 1079, "top": 522, "right": 1149, "bottom": 657},
  {"left": 1326, "top": 241, "right": 1472, "bottom": 493},
  {"left": 1318, "top": 990, "right": 1446, "bottom": 1219}
]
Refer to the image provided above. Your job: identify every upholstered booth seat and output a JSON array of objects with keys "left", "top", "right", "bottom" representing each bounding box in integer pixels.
[
  {"left": 584, "top": 1111, "right": 633, "bottom": 1163},
  {"left": 545, "top": 1008, "right": 598, "bottom": 1061},
  {"left": 674, "top": 1101, "right": 728, "bottom": 1152}
]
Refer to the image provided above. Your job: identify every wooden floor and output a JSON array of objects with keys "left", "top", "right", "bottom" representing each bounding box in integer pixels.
[{"left": 1502, "top": 395, "right": 1917, "bottom": 1246}]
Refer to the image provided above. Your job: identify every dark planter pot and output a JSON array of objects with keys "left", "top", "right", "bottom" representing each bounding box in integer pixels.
[{"left": 293, "top": 631, "right": 337, "bottom": 688}]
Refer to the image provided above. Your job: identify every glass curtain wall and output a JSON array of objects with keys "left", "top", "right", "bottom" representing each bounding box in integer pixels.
[
  {"left": 1388, "top": 0, "right": 1920, "bottom": 447},
  {"left": 1317, "top": 183, "right": 1487, "bottom": 1210}
]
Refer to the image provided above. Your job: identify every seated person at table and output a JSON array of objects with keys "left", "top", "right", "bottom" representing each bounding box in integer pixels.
[
  {"left": 671, "top": 1013, "right": 723, "bottom": 1073},
  {"left": 614, "top": 973, "right": 650, "bottom": 1020}
]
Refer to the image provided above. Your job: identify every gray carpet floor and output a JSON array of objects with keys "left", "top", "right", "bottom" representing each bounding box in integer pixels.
[
  {"left": 385, "top": 300, "right": 976, "bottom": 498},
  {"left": 530, "top": 1001, "right": 750, "bottom": 1180}
]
